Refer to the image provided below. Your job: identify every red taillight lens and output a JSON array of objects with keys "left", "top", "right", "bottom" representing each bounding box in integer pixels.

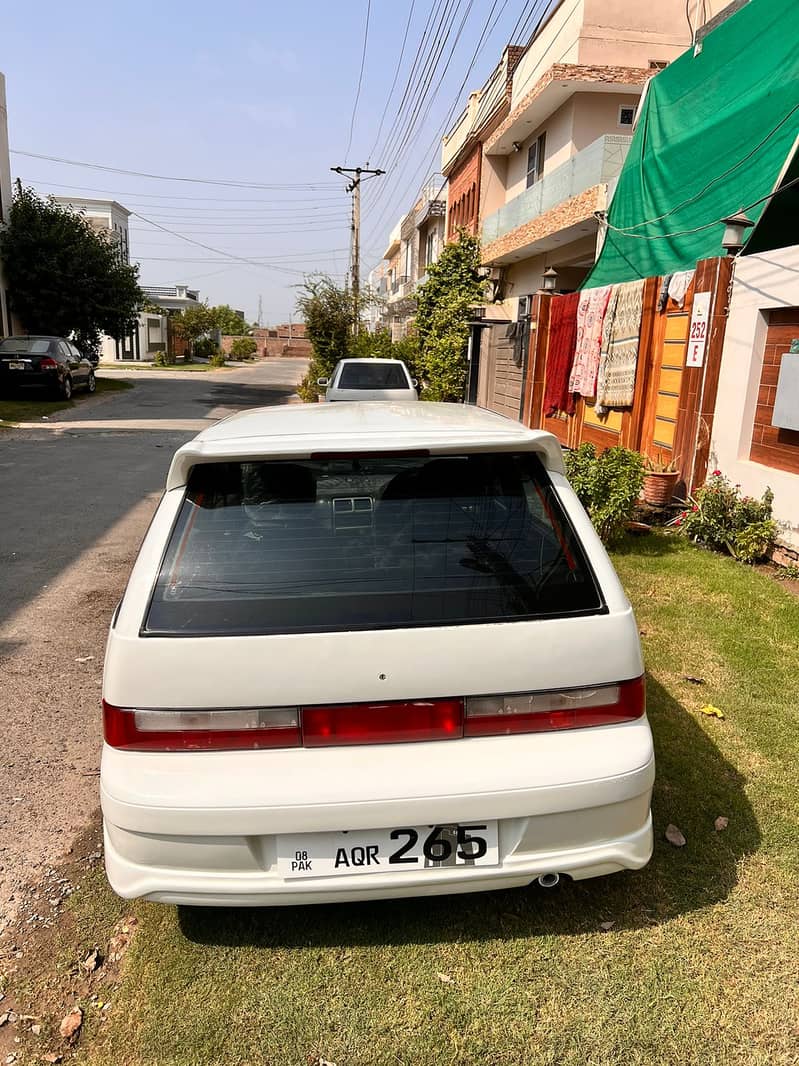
[
  {"left": 39, "top": 357, "right": 58, "bottom": 369},
  {"left": 464, "top": 676, "right": 645, "bottom": 736},
  {"left": 103, "top": 681, "right": 644, "bottom": 752},
  {"left": 102, "top": 700, "right": 301, "bottom": 751},
  {"left": 302, "top": 699, "right": 464, "bottom": 747}
]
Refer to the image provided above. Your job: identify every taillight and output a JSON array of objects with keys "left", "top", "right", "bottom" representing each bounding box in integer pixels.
[
  {"left": 464, "top": 676, "right": 645, "bottom": 736},
  {"left": 103, "top": 680, "right": 644, "bottom": 752},
  {"left": 39, "top": 357, "right": 58, "bottom": 369},
  {"left": 102, "top": 700, "right": 300, "bottom": 751},
  {"left": 302, "top": 698, "right": 464, "bottom": 747}
]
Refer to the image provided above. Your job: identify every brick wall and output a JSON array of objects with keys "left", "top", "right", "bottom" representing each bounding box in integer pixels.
[
  {"left": 447, "top": 142, "right": 482, "bottom": 238},
  {"left": 221, "top": 331, "right": 312, "bottom": 359},
  {"left": 749, "top": 308, "right": 799, "bottom": 473}
]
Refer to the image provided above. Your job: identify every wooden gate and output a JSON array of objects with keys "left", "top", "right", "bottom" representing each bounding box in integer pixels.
[{"left": 516, "top": 257, "right": 732, "bottom": 494}]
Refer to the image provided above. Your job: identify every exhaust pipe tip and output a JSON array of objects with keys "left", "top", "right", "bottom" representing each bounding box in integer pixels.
[{"left": 537, "top": 872, "right": 560, "bottom": 889}]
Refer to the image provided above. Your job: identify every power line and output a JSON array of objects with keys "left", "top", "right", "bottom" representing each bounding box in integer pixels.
[
  {"left": 368, "top": 0, "right": 450, "bottom": 167},
  {"left": 375, "top": 0, "right": 461, "bottom": 175},
  {"left": 597, "top": 172, "right": 799, "bottom": 243},
  {"left": 367, "top": 0, "right": 418, "bottom": 162},
  {"left": 364, "top": 0, "right": 508, "bottom": 226},
  {"left": 21, "top": 177, "right": 345, "bottom": 204},
  {"left": 344, "top": 0, "right": 373, "bottom": 162},
  {"left": 382, "top": 0, "right": 476, "bottom": 178},
  {"left": 11, "top": 149, "right": 339, "bottom": 190},
  {"left": 130, "top": 210, "right": 339, "bottom": 274},
  {"left": 364, "top": 0, "right": 510, "bottom": 247}
]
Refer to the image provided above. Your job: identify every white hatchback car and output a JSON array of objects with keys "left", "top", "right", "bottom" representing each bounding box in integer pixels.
[
  {"left": 319, "top": 358, "right": 418, "bottom": 402},
  {"left": 101, "top": 402, "right": 654, "bottom": 907}
]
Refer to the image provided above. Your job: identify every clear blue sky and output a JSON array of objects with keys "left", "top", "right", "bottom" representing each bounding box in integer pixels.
[{"left": 2, "top": 0, "right": 541, "bottom": 324}]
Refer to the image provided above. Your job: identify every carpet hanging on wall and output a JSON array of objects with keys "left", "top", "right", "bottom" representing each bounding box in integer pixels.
[
  {"left": 542, "top": 292, "right": 580, "bottom": 417},
  {"left": 596, "top": 279, "right": 645, "bottom": 413},
  {"left": 568, "top": 285, "right": 612, "bottom": 399}
]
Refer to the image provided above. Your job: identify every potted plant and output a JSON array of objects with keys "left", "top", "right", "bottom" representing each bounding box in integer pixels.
[{"left": 642, "top": 452, "right": 681, "bottom": 506}]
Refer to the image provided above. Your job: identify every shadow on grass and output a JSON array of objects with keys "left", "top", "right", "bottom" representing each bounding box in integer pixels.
[
  {"left": 179, "top": 677, "right": 759, "bottom": 949},
  {"left": 611, "top": 530, "right": 684, "bottom": 558}
]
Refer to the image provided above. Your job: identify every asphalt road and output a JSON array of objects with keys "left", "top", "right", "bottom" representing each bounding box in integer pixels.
[{"left": 0, "top": 358, "right": 306, "bottom": 923}]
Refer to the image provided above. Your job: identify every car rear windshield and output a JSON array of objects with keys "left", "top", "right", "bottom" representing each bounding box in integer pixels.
[
  {"left": 337, "top": 363, "right": 409, "bottom": 389},
  {"left": 145, "top": 453, "right": 603, "bottom": 636},
  {"left": 0, "top": 338, "right": 53, "bottom": 354}
]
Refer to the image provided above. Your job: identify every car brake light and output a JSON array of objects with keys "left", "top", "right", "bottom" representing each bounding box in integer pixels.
[
  {"left": 464, "top": 676, "right": 645, "bottom": 736},
  {"left": 302, "top": 698, "right": 464, "bottom": 747},
  {"left": 102, "top": 700, "right": 300, "bottom": 751},
  {"left": 39, "top": 357, "right": 58, "bottom": 369},
  {"left": 103, "top": 681, "right": 643, "bottom": 752}
]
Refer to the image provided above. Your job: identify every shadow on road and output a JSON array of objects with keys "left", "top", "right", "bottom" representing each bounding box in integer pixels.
[
  {"left": 0, "top": 366, "right": 304, "bottom": 629},
  {"left": 179, "top": 676, "right": 759, "bottom": 949}
]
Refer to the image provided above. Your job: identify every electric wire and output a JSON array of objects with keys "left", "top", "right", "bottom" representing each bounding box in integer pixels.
[
  {"left": 344, "top": 0, "right": 373, "bottom": 162},
  {"left": 596, "top": 172, "right": 799, "bottom": 242},
  {"left": 374, "top": 0, "right": 462, "bottom": 176},
  {"left": 363, "top": 0, "right": 510, "bottom": 248},
  {"left": 369, "top": 0, "right": 452, "bottom": 167},
  {"left": 11, "top": 150, "right": 339, "bottom": 190},
  {"left": 367, "top": 0, "right": 418, "bottom": 162}
]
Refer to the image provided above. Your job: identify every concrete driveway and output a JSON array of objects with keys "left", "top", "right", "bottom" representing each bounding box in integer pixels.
[{"left": 0, "top": 358, "right": 307, "bottom": 926}]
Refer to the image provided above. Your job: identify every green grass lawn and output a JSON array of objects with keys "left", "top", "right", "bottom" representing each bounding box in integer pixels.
[
  {"left": 13, "top": 535, "right": 799, "bottom": 1065},
  {"left": 98, "top": 361, "right": 229, "bottom": 372},
  {"left": 0, "top": 377, "right": 132, "bottom": 424}
]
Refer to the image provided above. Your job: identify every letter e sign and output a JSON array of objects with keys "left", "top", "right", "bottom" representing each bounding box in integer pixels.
[{"left": 686, "top": 292, "right": 711, "bottom": 367}]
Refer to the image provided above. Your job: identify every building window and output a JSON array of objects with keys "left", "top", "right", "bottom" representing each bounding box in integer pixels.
[
  {"left": 425, "top": 231, "right": 437, "bottom": 266},
  {"left": 649, "top": 60, "right": 668, "bottom": 70},
  {"left": 618, "top": 105, "right": 636, "bottom": 128},
  {"left": 526, "top": 133, "right": 546, "bottom": 188}
]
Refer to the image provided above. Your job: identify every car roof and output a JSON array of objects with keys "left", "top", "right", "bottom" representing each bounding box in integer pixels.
[
  {"left": 166, "top": 402, "right": 565, "bottom": 489},
  {"left": 335, "top": 358, "right": 407, "bottom": 366},
  {"left": 1, "top": 335, "right": 61, "bottom": 342}
]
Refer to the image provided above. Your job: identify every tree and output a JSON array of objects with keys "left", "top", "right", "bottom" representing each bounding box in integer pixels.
[
  {"left": 415, "top": 231, "right": 485, "bottom": 402},
  {"left": 0, "top": 185, "right": 142, "bottom": 351},
  {"left": 213, "top": 304, "right": 249, "bottom": 335},
  {"left": 295, "top": 275, "right": 421, "bottom": 402},
  {"left": 171, "top": 303, "right": 218, "bottom": 354},
  {"left": 296, "top": 274, "right": 356, "bottom": 401},
  {"left": 229, "top": 336, "right": 258, "bottom": 359}
]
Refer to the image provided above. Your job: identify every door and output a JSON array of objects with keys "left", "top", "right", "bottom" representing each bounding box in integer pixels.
[{"left": 68, "top": 342, "right": 88, "bottom": 385}]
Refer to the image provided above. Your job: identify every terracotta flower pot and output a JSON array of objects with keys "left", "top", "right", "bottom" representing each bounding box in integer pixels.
[{"left": 643, "top": 470, "right": 680, "bottom": 506}]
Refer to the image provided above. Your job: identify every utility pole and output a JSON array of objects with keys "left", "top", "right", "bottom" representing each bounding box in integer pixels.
[
  {"left": 331, "top": 165, "right": 384, "bottom": 334},
  {"left": 256, "top": 295, "right": 263, "bottom": 328}
]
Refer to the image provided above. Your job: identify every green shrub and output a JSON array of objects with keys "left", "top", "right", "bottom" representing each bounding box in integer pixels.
[
  {"left": 193, "top": 336, "right": 218, "bottom": 358},
  {"left": 564, "top": 443, "right": 645, "bottom": 545},
  {"left": 674, "top": 471, "right": 777, "bottom": 563},
  {"left": 229, "top": 336, "right": 258, "bottom": 360},
  {"left": 210, "top": 351, "right": 226, "bottom": 368}
]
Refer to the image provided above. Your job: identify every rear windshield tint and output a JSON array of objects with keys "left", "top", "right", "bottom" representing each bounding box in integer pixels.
[
  {"left": 0, "top": 338, "right": 53, "bottom": 354},
  {"left": 337, "top": 363, "right": 409, "bottom": 389},
  {"left": 145, "top": 453, "right": 603, "bottom": 636}
]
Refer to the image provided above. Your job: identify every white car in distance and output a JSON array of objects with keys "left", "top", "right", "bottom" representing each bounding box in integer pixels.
[
  {"left": 319, "top": 358, "right": 418, "bottom": 402},
  {"left": 100, "top": 401, "right": 654, "bottom": 907}
]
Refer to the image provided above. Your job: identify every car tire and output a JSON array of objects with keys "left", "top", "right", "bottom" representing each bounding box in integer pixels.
[
  {"left": 87, "top": 370, "right": 97, "bottom": 394},
  {"left": 60, "top": 375, "right": 73, "bottom": 401}
]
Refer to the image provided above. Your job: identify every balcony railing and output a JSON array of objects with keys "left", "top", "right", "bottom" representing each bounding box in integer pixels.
[{"left": 482, "top": 134, "right": 632, "bottom": 246}]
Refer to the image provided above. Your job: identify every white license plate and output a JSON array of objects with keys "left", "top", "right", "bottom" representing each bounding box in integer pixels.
[
  {"left": 277, "top": 822, "right": 499, "bottom": 880},
  {"left": 8, "top": 362, "right": 26, "bottom": 370}
]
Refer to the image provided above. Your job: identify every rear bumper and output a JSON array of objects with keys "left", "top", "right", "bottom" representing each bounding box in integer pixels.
[
  {"left": 104, "top": 811, "right": 653, "bottom": 905},
  {"left": 101, "top": 731, "right": 655, "bottom": 905},
  {"left": 0, "top": 370, "right": 58, "bottom": 390}
]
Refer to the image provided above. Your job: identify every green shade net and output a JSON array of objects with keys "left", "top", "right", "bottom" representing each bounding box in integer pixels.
[{"left": 584, "top": 0, "right": 799, "bottom": 287}]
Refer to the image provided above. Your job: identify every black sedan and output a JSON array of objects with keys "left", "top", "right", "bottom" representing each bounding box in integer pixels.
[{"left": 0, "top": 336, "right": 96, "bottom": 400}]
